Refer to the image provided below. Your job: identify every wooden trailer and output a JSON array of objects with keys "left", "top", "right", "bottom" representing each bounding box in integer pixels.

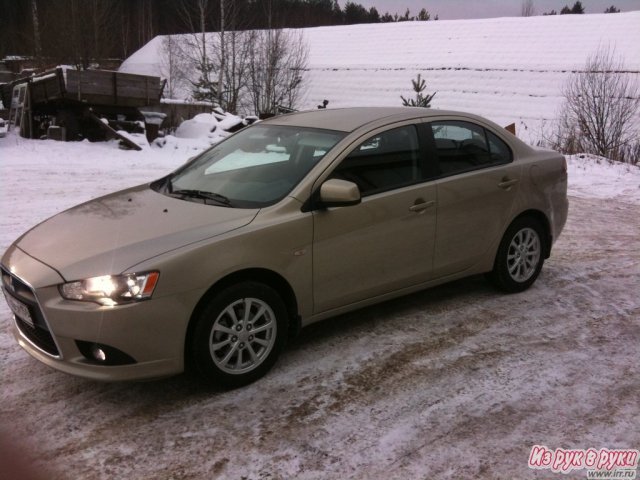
[{"left": 3, "top": 67, "right": 163, "bottom": 148}]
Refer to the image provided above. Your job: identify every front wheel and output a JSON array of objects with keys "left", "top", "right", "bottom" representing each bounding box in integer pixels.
[
  {"left": 190, "top": 282, "right": 288, "bottom": 387},
  {"left": 488, "top": 217, "right": 545, "bottom": 293}
]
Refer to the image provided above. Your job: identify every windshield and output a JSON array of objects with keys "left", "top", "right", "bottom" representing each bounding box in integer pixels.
[{"left": 164, "top": 124, "right": 346, "bottom": 208}]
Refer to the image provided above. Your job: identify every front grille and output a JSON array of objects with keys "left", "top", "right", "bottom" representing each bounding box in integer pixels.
[
  {"left": 1, "top": 266, "right": 60, "bottom": 357},
  {"left": 15, "top": 316, "right": 59, "bottom": 356},
  {"left": 2, "top": 267, "right": 36, "bottom": 301}
]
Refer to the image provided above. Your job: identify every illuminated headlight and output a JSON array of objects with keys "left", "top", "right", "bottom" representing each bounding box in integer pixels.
[{"left": 60, "top": 272, "right": 159, "bottom": 306}]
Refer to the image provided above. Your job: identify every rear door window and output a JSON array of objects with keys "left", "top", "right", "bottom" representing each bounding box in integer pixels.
[{"left": 431, "top": 121, "right": 512, "bottom": 176}]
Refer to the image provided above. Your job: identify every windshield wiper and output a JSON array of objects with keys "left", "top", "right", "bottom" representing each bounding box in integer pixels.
[{"left": 171, "top": 189, "right": 232, "bottom": 206}]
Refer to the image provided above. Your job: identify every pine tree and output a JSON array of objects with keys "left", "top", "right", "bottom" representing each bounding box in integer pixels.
[
  {"left": 400, "top": 74, "right": 436, "bottom": 108},
  {"left": 561, "top": 1, "right": 585, "bottom": 14},
  {"left": 417, "top": 8, "right": 431, "bottom": 21},
  {"left": 191, "top": 59, "right": 218, "bottom": 105},
  {"left": 571, "top": 1, "right": 585, "bottom": 13}
]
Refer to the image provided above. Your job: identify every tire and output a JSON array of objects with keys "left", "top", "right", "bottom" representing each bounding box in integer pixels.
[
  {"left": 190, "top": 282, "right": 288, "bottom": 387},
  {"left": 488, "top": 217, "right": 545, "bottom": 293}
]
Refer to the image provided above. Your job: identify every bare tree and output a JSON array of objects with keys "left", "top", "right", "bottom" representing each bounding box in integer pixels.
[
  {"left": 34, "top": 0, "right": 121, "bottom": 69},
  {"left": 215, "top": 29, "right": 254, "bottom": 113},
  {"left": 247, "top": 29, "right": 309, "bottom": 116},
  {"left": 521, "top": 0, "right": 536, "bottom": 16},
  {"left": 212, "top": 1, "right": 256, "bottom": 113},
  {"left": 89, "top": 0, "right": 112, "bottom": 61},
  {"left": 160, "top": 35, "right": 191, "bottom": 99},
  {"left": 31, "top": 0, "right": 42, "bottom": 62},
  {"left": 138, "top": 0, "right": 155, "bottom": 48},
  {"left": 218, "top": 0, "right": 225, "bottom": 107},
  {"left": 120, "top": 6, "right": 132, "bottom": 59},
  {"left": 177, "top": 0, "right": 217, "bottom": 103},
  {"left": 159, "top": 0, "right": 308, "bottom": 115},
  {"left": 554, "top": 46, "right": 640, "bottom": 161}
]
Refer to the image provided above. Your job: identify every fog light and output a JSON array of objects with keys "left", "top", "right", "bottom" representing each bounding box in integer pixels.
[
  {"left": 76, "top": 340, "right": 136, "bottom": 365},
  {"left": 92, "top": 344, "right": 107, "bottom": 362}
]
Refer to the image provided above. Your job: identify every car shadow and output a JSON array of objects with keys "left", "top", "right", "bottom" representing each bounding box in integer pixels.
[
  {"left": 289, "top": 273, "right": 494, "bottom": 351},
  {"left": 45, "top": 274, "right": 497, "bottom": 407}
]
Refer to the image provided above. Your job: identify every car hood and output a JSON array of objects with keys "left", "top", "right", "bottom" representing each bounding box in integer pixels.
[{"left": 15, "top": 184, "right": 259, "bottom": 281}]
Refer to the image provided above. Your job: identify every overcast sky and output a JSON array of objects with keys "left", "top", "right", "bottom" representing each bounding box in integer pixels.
[{"left": 354, "top": 0, "right": 640, "bottom": 19}]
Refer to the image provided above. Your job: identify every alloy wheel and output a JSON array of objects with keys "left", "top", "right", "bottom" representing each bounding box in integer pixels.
[
  {"left": 506, "top": 227, "right": 541, "bottom": 283},
  {"left": 208, "top": 297, "right": 277, "bottom": 374}
]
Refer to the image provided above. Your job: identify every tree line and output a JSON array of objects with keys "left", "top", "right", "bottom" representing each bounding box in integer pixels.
[
  {"left": 0, "top": 0, "right": 437, "bottom": 66},
  {"left": 521, "top": 0, "right": 622, "bottom": 16}
]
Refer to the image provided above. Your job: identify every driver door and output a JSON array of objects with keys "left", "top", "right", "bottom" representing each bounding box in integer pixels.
[{"left": 312, "top": 124, "right": 437, "bottom": 313}]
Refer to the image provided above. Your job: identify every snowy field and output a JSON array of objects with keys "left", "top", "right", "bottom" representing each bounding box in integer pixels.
[
  {"left": 1, "top": 127, "right": 639, "bottom": 479},
  {"left": 120, "top": 11, "right": 640, "bottom": 144}
]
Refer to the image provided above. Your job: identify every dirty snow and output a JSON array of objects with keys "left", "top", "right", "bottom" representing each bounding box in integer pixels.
[{"left": 0, "top": 125, "right": 639, "bottom": 479}]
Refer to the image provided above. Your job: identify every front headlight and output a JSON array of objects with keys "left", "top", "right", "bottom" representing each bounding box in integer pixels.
[{"left": 60, "top": 271, "right": 159, "bottom": 306}]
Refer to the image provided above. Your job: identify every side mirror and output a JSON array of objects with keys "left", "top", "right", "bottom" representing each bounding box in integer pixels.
[{"left": 319, "top": 179, "right": 361, "bottom": 208}]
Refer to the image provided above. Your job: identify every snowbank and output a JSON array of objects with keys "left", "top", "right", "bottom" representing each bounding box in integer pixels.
[{"left": 567, "top": 154, "right": 640, "bottom": 203}]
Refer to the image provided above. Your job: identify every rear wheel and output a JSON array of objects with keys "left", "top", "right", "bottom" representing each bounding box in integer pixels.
[
  {"left": 488, "top": 217, "right": 545, "bottom": 293},
  {"left": 190, "top": 282, "right": 288, "bottom": 387}
]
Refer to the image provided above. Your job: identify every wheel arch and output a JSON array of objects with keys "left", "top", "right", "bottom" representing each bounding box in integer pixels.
[
  {"left": 486, "top": 209, "right": 551, "bottom": 293},
  {"left": 184, "top": 268, "right": 301, "bottom": 365},
  {"left": 508, "top": 209, "right": 552, "bottom": 259}
]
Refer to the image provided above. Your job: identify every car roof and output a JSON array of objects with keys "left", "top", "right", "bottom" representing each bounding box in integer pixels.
[
  {"left": 261, "top": 107, "right": 534, "bottom": 157},
  {"left": 261, "top": 107, "right": 490, "bottom": 133}
]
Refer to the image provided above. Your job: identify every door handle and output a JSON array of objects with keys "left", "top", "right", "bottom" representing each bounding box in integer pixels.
[
  {"left": 409, "top": 200, "right": 435, "bottom": 212},
  {"left": 498, "top": 178, "right": 519, "bottom": 189}
]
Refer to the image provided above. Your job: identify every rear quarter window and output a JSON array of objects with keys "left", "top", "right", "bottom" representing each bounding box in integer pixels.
[{"left": 486, "top": 130, "right": 513, "bottom": 164}]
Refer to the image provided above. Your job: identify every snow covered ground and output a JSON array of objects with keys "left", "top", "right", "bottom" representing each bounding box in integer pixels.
[
  {"left": 120, "top": 11, "right": 640, "bottom": 144},
  {"left": 0, "top": 129, "right": 639, "bottom": 479}
]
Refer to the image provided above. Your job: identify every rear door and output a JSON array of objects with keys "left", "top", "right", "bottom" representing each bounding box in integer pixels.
[{"left": 429, "top": 120, "right": 521, "bottom": 278}]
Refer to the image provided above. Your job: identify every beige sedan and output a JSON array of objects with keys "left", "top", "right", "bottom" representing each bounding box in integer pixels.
[{"left": 1, "top": 107, "right": 568, "bottom": 386}]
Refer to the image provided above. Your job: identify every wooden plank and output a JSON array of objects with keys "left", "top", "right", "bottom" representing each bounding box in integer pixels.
[
  {"left": 67, "top": 70, "right": 160, "bottom": 91},
  {"left": 86, "top": 110, "right": 142, "bottom": 151},
  {"left": 66, "top": 70, "right": 113, "bottom": 96},
  {"left": 29, "top": 69, "right": 65, "bottom": 103},
  {"left": 19, "top": 84, "right": 33, "bottom": 138},
  {"left": 65, "top": 70, "right": 160, "bottom": 105},
  {"left": 30, "top": 80, "right": 63, "bottom": 103},
  {"left": 114, "top": 85, "right": 161, "bottom": 98},
  {"left": 113, "top": 71, "right": 118, "bottom": 105},
  {"left": 114, "top": 71, "right": 158, "bottom": 84},
  {"left": 68, "top": 94, "right": 151, "bottom": 107}
]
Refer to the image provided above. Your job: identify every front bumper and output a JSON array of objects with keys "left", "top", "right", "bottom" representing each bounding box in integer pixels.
[{"left": 2, "top": 246, "right": 196, "bottom": 381}]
